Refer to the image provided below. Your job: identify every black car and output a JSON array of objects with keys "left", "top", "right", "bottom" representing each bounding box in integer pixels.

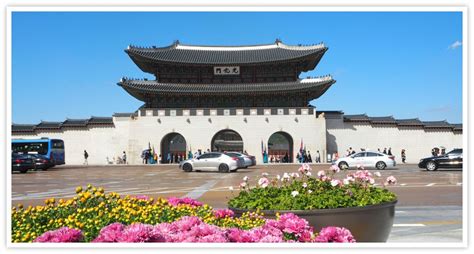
[
  {"left": 12, "top": 153, "right": 35, "bottom": 173},
  {"left": 418, "top": 148, "right": 463, "bottom": 171},
  {"left": 25, "top": 154, "right": 53, "bottom": 170}
]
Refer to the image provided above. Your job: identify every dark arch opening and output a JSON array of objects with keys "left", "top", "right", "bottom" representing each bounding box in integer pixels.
[
  {"left": 161, "top": 132, "right": 187, "bottom": 164},
  {"left": 211, "top": 129, "right": 243, "bottom": 152},
  {"left": 267, "top": 131, "right": 293, "bottom": 163}
]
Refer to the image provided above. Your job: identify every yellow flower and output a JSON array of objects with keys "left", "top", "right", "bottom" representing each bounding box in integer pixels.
[{"left": 76, "top": 186, "right": 83, "bottom": 193}]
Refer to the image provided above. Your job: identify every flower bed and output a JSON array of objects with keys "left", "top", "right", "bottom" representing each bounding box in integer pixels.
[
  {"left": 228, "top": 164, "right": 397, "bottom": 210},
  {"left": 12, "top": 185, "right": 355, "bottom": 243}
]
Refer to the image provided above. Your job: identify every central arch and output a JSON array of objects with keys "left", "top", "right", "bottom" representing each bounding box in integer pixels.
[
  {"left": 268, "top": 131, "right": 293, "bottom": 163},
  {"left": 161, "top": 132, "right": 187, "bottom": 163},
  {"left": 211, "top": 129, "right": 243, "bottom": 152}
]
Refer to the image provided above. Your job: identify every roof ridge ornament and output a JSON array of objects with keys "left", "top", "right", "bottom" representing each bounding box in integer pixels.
[{"left": 173, "top": 40, "right": 180, "bottom": 48}]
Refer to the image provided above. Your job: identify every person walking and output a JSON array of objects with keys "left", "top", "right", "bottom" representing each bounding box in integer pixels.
[
  {"left": 307, "top": 151, "right": 313, "bottom": 163},
  {"left": 316, "top": 150, "right": 321, "bottom": 163},
  {"left": 167, "top": 152, "right": 171, "bottom": 164},
  {"left": 144, "top": 150, "right": 150, "bottom": 164},
  {"left": 383, "top": 148, "right": 387, "bottom": 154},
  {"left": 401, "top": 149, "right": 406, "bottom": 163},
  {"left": 388, "top": 147, "right": 392, "bottom": 156},
  {"left": 122, "top": 151, "right": 127, "bottom": 164},
  {"left": 83, "top": 150, "right": 89, "bottom": 165}
]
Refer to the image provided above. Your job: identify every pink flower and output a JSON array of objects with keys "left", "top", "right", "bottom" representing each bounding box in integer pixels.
[
  {"left": 118, "top": 223, "right": 165, "bottom": 242},
  {"left": 291, "top": 191, "right": 299, "bottom": 197},
  {"left": 330, "top": 179, "right": 342, "bottom": 187},
  {"left": 317, "top": 170, "right": 326, "bottom": 178},
  {"left": 240, "top": 182, "right": 247, "bottom": 188},
  {"left": 281, "top": 173, "right": 290, "bottom": 182},
  {"left": 315, "top": 226, "right": 356, "bottom": 243},
  {"left": 92, "top": 222, "right": 125, "bottom": 242},
  {"left": 330, "top": 165, "right": 340, "bottom": 173},
  {"left": 386, "top": 176, "right": 397, "bottom": 185},
  {"left": 34, "top": 227, "right": 83, "bottom": 243},
  {"left": 298, "top": 164, "right": 312, "bottom": 174},
  {"left": 243, "top": 176, "right": 249, "bottom": 182},
  {"left": 167, "top": 197, "right": 203, "bottom": 207},
  {"left": 213, "top": 209, "right": 235, "bottom": 219},
  {"left": 302, "top": 182, "right": 308, "bottom": 188},
  {"left": 258, "top": 177, "right": 270, "bottom": 188},
  {"left": 290, "top": 172, "right": 300, "bottom": 178},
  {"left": 275, "top": 213, "right": 314, "bottom": 241}
]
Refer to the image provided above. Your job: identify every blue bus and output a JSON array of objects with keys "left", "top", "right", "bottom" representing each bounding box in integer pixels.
[{"left": 12, "top": 138, "right": 65, "bottom": 165}]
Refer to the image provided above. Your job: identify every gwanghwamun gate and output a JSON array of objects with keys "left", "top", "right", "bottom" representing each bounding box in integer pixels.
[{"left": 12, "top": 40, "right": 462, "bottom": 165}]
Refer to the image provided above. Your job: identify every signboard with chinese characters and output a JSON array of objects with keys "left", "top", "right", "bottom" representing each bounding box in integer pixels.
[{"left": 214, "top": 66, "right": 240, "bottom": 75}]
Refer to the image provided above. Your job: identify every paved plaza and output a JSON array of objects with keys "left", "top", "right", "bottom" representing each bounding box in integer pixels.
[{"left": 11, "top": 163, "right": 463, "bottom": 243}]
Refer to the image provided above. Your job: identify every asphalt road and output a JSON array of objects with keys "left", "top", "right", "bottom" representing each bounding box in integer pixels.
[{"left": 10, "top": 163, "right": 463, "bottom": 243}]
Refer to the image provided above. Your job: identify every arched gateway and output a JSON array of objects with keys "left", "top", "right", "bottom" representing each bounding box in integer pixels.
[
  {"left": 211, "top": 129, "right": 243, "bottom": 152},
  {"left": 268, "top": 132, "right": 293, "bottom": 163},
  {"left": 161, "top": 133, "right": 187, "bottom": 163}
]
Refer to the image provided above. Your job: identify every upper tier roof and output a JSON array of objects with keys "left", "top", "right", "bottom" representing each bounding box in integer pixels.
[{"left": 125, "top": 40, "right": 327, "bottom": 67}]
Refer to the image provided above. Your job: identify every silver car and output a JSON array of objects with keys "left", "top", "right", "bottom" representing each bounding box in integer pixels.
[
  {"left": 334, "top": 151, "right": 396, "bottom": 170},
  {"left": 179, "top": 152, "right": 244, "bottom": 173},
  {"left": 225, "top": 152, "right": 256, "bottom": 168}
]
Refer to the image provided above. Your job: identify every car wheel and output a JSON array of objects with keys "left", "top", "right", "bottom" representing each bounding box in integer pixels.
[
  {"left": 426, "top": 161, "right": 438, "bottom": 171},
  {"left": 376, "top": 161, "right": 386, "bottom": 170},
  {"left": 20, "top": 169, "right": 28, "bottom": 174},
  {"left": 338, "top": 161, "right": 349, "bottom": 170},
  {"left": 244, "top": 166, "right": 248, "bottom": 169},
  {"left": 218, "top": 164, "right": 230, "bottom": 173},
  {"left": 182, "top": 163, "right": 193, "bottom": 172}
]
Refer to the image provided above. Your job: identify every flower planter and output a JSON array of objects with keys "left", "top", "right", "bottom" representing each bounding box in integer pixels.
[{"left": 230, "top": 200, "right": 397, "bottom": 242}]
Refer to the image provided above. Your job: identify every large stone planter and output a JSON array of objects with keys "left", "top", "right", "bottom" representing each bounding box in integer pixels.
[{"left": 230, "top": 200, "right": 397, "bottom": 242}]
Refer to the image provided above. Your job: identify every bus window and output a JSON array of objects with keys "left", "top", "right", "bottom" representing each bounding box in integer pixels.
[
  {"left": 52, "top": 140, "right": 64, "bottom": 149},
  {"left": 12, "top": 142, "right": 48, "bottom": 155}
]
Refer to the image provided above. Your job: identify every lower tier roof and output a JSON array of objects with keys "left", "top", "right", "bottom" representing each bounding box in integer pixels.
[{"left": 118, "top": 77, "right": 335, "bottom": 102}]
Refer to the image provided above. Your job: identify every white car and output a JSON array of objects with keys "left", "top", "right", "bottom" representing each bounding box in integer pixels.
[
  {"left": 224, "top": 152, "right": 256, "bottom": 168},
  {"left": 179, "top": 152, "right": 244, "bottom": 173},
  {"left": 334, "top": 151, "right": 396, "bottom": 170}
]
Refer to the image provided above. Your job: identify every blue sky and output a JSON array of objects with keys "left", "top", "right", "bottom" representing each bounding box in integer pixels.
[{"left": 12, "top": 11, "right": 463, "bottom": 124}]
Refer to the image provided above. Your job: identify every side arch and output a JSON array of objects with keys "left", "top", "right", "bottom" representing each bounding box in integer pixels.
[
  {"left": 160, "top": 132, "right": 187, "bottom": 163},
  {"left": 267, "top": 131, "right": 294, "bottom": 163}
]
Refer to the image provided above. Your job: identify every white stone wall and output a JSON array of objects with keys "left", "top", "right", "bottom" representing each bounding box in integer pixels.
[
  {"left": 12, "top": 112, "right": 462, "bottom": 165},
  {"left": 12, "top": 111, "right": 327, "bottom": 165},
  {"left": 325, "top": 117, "right": 463, "bottom": 164}
]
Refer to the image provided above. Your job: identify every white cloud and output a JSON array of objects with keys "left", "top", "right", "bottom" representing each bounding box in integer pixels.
[{"left": 448, "top": 40, "right": 462, "bottom": 50}]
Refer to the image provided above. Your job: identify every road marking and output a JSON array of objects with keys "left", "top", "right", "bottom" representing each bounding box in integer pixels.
[
  {"left": 426, "top": 183, "right": 436, "bottom": 187},
  {"left": 393, "top": 224, "right": 426, "bottom": 227},
  {"left": 184, "top": 180, "right": 218, "bottom": 200},
  {"left": 395, "top": 211, "right": 406, "bottom": 214},
  {"left": 400, "top": 183, "right": 407, "bottom": 186}
]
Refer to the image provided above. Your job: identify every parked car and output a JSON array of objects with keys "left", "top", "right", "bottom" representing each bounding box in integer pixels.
[
  {"left": 26, "top": 154, "right": 54, "bottom": 170},
  {"left": 418, "top": 148, "right": 463, "bottom": 171},
  {"left": 334, "top": 151, "right": 396, "bottom": 170},
  {"left": 12, "top": 153, "right": 35, "bottom": 173},
  {"left": 225, "top": 152, "right": 256, "bottom": 168},
  {"left": 179, "top": 152, "right": 244, "bottom": 173}
]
